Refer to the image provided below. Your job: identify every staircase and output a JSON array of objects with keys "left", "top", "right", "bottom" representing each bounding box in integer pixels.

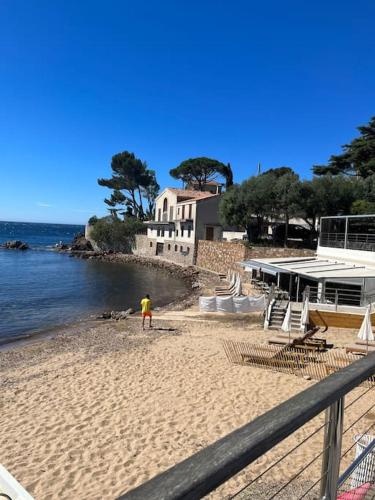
[{"left": 268, "top": 300, "right": 302, "bottom": 331}]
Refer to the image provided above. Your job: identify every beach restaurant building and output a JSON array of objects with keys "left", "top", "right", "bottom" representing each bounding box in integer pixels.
[{"left": 242, "top": 214, "right": 375, "bottom": 307}]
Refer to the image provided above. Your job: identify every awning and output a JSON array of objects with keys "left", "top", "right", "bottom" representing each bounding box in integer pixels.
[{"left": 241, "top": 257, "right": 375, "bottom": 280}]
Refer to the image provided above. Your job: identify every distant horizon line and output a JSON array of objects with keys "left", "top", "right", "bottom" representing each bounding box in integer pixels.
[{"left": 0, "top": 220, "right": 85, "bottom": 226}]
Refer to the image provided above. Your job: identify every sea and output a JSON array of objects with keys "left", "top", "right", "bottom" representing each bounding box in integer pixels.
[{"left": 0, "top": 221, "right": 188, "bottom": 344}]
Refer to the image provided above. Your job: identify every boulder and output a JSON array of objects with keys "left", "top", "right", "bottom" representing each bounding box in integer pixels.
[
  {"left": 71, "top": 234, "right": 93, "bottom": 251},
  {"left": 111, "top": 308, "right": 135, "bottom": 320},
  {"left": 1, "top": 240, "right": 29, "bottom": 250},
  {"left": 97, "top": 308, "right": 135, "bottom": 320}
]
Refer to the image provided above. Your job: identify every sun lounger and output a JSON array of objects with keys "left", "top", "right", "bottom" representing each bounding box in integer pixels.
[
  {"left": 215, "top": 274, "right": 242, "bottom": 297},
  {"left": 269, "top": 333, "right": 327, "bottom": 351},
  {"left": 240, "top": 346, "right": 305, "bottom": 370},
  {"left": 355, "top": 339, "right": 375, "bottom": 347},
  {"left": 215, "top": 273, "right": 237, "bottom": 293},
  {"left": 325, "top": 352, "right": 360, "bottom": 375},
  {"left": 345, "top": 343, "right": 375, "bottom": 355},
  {"left": 268, "top": 327, "right": 320, "bottom": 348}
]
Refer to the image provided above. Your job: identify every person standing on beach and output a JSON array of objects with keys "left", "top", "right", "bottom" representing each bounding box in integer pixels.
[{"left": 141, "top": 294, "right": 153, "bottom": 330}]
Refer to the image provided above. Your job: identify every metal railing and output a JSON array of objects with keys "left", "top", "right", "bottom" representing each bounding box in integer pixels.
[
  {"left": 337, "top": 435, "right": 375, "bottom": 497},
  {"left": 319, "top": 232, "right": 346, "bottom": 248},
  {"left": 307, "top": 285, "right": 362, "bottom": 307},
  {"left": 118, "top": 352, "right": 375, "bottom": 500},
  {"left": 320, "top": 231, "right": 375, "bottom": 251}
]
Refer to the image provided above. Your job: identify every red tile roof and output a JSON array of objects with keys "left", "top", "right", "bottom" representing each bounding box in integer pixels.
[{"left": 168, "top": 188, "right": 216, "bottom": 201}]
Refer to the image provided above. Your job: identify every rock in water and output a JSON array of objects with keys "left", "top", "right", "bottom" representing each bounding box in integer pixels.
[{"left": 1, "top": 240, "right": 29, "bottom": 250}]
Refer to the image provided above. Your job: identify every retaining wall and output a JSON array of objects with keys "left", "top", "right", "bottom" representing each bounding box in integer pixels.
[
  {"left": 134, "top": 235, "right": 195, "bottom": 265},
  {"left": 196, "top": 240, "right": 315, "bottom": 274}
]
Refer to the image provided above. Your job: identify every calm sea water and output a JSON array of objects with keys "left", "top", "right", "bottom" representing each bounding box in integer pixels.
[{"left": 0, "top": 221, "right": 188, "bottom": 343}]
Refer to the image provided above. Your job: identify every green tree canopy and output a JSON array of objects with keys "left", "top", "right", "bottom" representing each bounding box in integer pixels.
[
  {"left": 296, "top": 175, "right": 362, "bottom": 229},
  {"left": 90, "top": 217, "right": 145, "bottom": 252},
  {"left": 219, "top": 174, "right": 277, "bottom": 242},
  {"left": 170, "top": 157, "right": 233, "bottom": 190},
  {"left": 98, "top": 151, "right": 160, "bottom": 220},
  {"left": 313, "top": 116, "right": 375, "bottom": 177},
  {"left": 273, "top": 170, "right": 301, "bottom": 246}
]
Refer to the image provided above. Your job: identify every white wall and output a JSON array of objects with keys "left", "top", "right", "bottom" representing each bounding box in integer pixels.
[
  {"left": 195, "top": 196, "right": 222, "bottom": 240},
  {"left": 223, "top": 230, "right": 246, "bottom": 241},
  {"left": 154, "top": 189, "right": 178, "bottom": 221},
  {"left": 317, "top": 244, "right": 375, "bottom": 265}
]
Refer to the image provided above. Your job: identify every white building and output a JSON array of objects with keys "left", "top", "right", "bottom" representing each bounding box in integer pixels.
[
  {"left": 242, "top": 214, "right": 375, "bottom": 306},
  {"left": 136, "top": 188, "right": 222, "bottom": 264}
]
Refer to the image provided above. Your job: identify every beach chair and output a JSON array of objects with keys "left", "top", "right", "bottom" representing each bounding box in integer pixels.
[
  {"left": 215, "top": 274, "right": 242, "bottom": 296},
  {"left": 268, "top": 327, "right": 321, "bottom": 350},
  {"left": 345, "top": 343, "right": 375, "bottom": 355},
  {"left": 215, "top": 272, "right": 237, "bottom": 293}
]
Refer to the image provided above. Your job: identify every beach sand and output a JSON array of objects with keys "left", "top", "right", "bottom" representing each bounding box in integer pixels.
[{"left": 1, "top": 307, "right": 373, "bottom": 499}]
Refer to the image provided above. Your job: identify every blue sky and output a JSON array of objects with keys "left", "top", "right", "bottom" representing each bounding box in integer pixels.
[{"left": 1, "top": 0, "right": 375, "bottom": 224}]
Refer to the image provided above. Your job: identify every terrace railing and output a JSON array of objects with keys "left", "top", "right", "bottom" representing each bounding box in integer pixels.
[
  {"left": 307, "top": 285, "right": 362, "bottom": 307},
  {"left": 118, "top": 352, "right": 375, "bottom": 500},
  {"left": 320, "top": 231, "right": 375, "bottom": 252},
  {"left": 319, "top": 232, "right": 346, "bottom": 248}
]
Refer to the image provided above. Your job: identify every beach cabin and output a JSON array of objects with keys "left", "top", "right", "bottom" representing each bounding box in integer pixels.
[{"left": 242, "top": 214, "right": 375, "bottom": 308}]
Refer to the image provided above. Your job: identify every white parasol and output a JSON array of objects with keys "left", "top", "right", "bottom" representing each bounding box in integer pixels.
[
  {"left": 358, "top": 305, "right": 374, "bottom": 352},
  {"left": 281, "top": 302, "right": 292, "bottom": 342},
  {"left": 300, "top": 298, "right": 309, "bottom": 331}
]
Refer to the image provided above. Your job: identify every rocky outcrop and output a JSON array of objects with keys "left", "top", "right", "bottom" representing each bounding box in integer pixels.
[
  {"left": 70, "top": 234, "right": 93, "bottom": 252},
  {"left": 1, "top": 240, "right": 29, "bottom": 250}
]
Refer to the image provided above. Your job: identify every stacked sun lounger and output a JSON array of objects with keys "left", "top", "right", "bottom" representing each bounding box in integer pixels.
[{"left": 214, "top": 271, "right": 242, "bottom": 297}]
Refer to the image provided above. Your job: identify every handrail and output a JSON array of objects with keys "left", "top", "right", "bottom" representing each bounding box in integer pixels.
[
  {"left": 117, "top": 352, "right": 375, "bottom": 500},
  {"left": 337, "top": 436, "right": 375, "bottom": 488}
]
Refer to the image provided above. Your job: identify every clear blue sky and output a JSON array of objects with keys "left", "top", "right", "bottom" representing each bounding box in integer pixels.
[{"left": 1, "top": 0, "right": 375, "bottom": 224}]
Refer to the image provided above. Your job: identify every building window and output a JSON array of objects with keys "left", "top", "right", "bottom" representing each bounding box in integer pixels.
[
  {"left": 170, "top": 206, "right": 174, "bottom": 220},
  {"left": 158, "top": 208, "right": 161, "bottom": 221},
  {"left": 182, "top": 205, "right": 185, "bottom": 219},
  {"left": 163, "top": 198, "right": 168, "bottom": 212},
  {"left": 161, "top": 229, "right": 165, "bottom": 237},
  {"left": 189, "top": 204, "right": 192, "bottom": 218},
  {"left": 168, "top": 244, "right": 171, "bottom": 250},
  {"left": 177, "top": 207, "right": 180, "bottom": 217},
  {"left": 150, "top": 242, "right": 153, "bottom": 247},
  {"left": 176, "top": 230, "right": 179, "bottom": 236},
  {"left": 181, "top": 227, "right": 184, "bottom": 237},
  {"left": 188, "top": 228, "right": 191, "bottom": 238},
  {"left": 157, "top": 229, "right": 160, "bottom": 236},
  {"left": 180, "top": 246, "right": 183, "bottom": 252},
  {"left": 186, "top": 247, "right": 190, "bottom": 254},
  {"left": 169, "top": 229, "right": 172, "bottom": 238},
  {"left": 175, "top": 245, "right": 178, "bottom": 251}
]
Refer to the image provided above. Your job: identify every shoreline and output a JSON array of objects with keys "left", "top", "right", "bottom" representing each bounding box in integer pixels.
[{"left": 0, "top": 252, "right": 216, "bottom": 350}]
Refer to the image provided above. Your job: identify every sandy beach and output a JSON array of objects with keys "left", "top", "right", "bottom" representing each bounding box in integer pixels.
[{"left": 1, "top": 296, "right": 374, "bottom": 499}]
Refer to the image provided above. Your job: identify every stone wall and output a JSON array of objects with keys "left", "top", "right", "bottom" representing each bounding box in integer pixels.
[
  {"left": 161, "top": 240, "right": 195, "bottom": 265},
  {"left": 195, "top": 240, "right": 315, "bottom": 274},
  {"left": 134, "top": 235, "right": 195, "bottom": 265},
  {"left": 134, "top": 235, "right": 157, "bottom": 257}
]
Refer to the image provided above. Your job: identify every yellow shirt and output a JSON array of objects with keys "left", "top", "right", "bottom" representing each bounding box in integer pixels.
[{"left": 141, "top": 298, "right": 151, "bottom": 313}]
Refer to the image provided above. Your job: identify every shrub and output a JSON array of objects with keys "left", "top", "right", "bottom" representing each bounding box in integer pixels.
[
  {"left": 90, "top": 217, "right": 145, "bottom": 253},
  {"left": 88, "top": 215, "right": 99, "bottom": 225}
]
